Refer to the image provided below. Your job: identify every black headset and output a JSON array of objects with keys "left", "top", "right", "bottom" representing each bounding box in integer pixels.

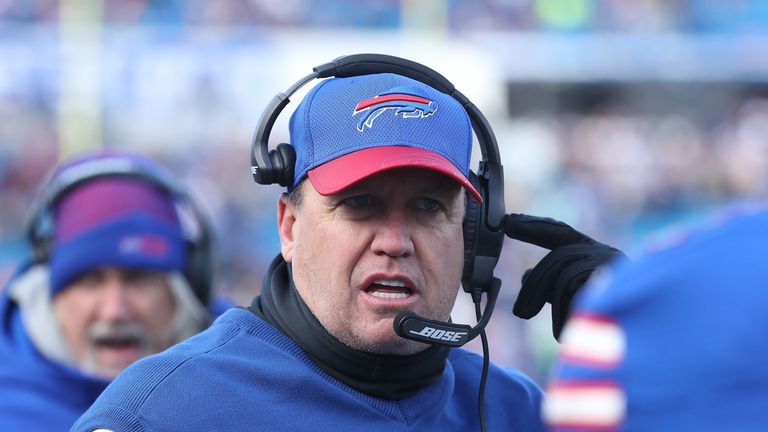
[
  {"left": 250, "top": 53, "right": 506, "bottom": 347},
  {"left": 25, "top": 152, "right": 216, "bottom": 307}
]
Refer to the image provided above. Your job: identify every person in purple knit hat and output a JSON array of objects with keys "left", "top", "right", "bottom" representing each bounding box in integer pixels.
[{"left": 0, "top": 150, "right": 219, "bottom": 431}]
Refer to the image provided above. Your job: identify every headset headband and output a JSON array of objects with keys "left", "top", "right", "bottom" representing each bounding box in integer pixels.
[{"left": 250, "top": 53, "right": 506, "bottom": 230}]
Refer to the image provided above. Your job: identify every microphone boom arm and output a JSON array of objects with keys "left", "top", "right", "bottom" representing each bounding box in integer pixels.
[{"left": 393, "top": 277, "right": 501, "bottom": 347}]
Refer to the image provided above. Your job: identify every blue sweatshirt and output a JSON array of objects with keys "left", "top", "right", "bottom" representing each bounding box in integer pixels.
[
  {"left": 73, "top": 308, "right": 544, "bottom": 431},
  {"left": 0, "top": 263, "right": 110, "bottom": 431}
]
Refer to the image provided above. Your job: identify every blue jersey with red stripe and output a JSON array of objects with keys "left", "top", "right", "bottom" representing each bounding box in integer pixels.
[{"left": 546, "top": 203, "right": 768, "bottom": 431}]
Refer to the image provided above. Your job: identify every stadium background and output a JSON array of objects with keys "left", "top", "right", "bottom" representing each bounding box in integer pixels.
[{"left": 1, "top": 0, "right": 767, "bottom": 385}]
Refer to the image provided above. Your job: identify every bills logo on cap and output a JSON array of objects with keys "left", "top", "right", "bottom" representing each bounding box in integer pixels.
[
  {"left": 353, "top": 86, "right": 437, "bottom": 131},
  {"left": 119, "top": 235, "right": 170, "bottom": 258}
]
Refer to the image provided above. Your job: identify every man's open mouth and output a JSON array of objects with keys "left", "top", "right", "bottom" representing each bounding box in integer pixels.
[
  {"left": 92, "top": 334, "right": 142, "bottom": 349},
  {"left": 365, "top": 279, "right": 414, "bottom": 299}
]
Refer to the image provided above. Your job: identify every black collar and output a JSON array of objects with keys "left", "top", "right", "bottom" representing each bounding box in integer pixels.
[{"left": 250, "top": 256, "right": 448, "bottom": 400}]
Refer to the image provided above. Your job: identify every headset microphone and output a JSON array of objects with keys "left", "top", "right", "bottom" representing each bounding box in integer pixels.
[{"left": 393, "top": 277, "right": 501, "bottom": 347}]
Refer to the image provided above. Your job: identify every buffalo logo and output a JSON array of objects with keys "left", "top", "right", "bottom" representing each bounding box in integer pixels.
[
  {"left": 119, "top": 235, "right": 170, "bottom": 258},
  {"left": 353, "top": 86, "right": 437, "bottom": 131}
]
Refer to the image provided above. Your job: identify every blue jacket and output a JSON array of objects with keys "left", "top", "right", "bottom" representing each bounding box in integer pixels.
[
  {"left": 0, "top": 262, "right": 110, "bottom": 431},
  {"left": 73, "top": 308, "right": 544, "bottom": 431}
]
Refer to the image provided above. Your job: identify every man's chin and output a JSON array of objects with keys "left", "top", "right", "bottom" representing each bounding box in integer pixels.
[
  {"left": 351, "top": 327, "right": 432, "bottom": 356},
  {"left": 366, "top": 337, "right": 432, "bottom": 356},
  {"left": 82, "top": 346, "right": 147, "bottom": 378},
  {"left": 79, "top": 361, "right": 126, "bottom": 379}
]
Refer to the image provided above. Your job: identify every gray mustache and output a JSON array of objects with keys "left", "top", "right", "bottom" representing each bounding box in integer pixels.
[{"left": 88, "top": 321, "right": 148, "bottom": 346}]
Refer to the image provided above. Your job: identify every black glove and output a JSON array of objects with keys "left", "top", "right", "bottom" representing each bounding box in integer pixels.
[{"left": 503, "top": 213, "right": 626, "bottom": 341}]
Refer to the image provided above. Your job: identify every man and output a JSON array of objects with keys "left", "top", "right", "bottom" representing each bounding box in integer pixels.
[
  {"left": 73, "top": 63, "right": 618, "bottom": 431},
  {"left": 543, "top": 202, "right": 768, "bottom": 431},
  {"left": 0, "top": 151, "right": 215, "bottom": 431}
]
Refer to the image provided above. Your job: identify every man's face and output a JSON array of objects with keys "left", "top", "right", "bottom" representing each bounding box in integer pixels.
[
  {"left": 278, "top": 168, "right": 466, "bottom": 355},
  {"left": 52, "top": 267, "right": 176, "bottom": 378}
]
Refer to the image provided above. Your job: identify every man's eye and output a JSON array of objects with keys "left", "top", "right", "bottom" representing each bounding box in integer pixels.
[
  {"left": 413, "top": 198, "right": 441, "bottom": 212},
  {"left": 72, "top": 272, "right": 102, "bottom": 288},
  {"left": 342, "top": 195, "right": 375, "bottom": 208},
  {"left": 124, "top": 270, "right": 165, "bottom": 286}
]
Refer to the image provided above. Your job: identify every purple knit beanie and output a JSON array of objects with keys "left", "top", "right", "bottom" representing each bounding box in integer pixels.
[{"left": 48, "top": 177, "right": 186, "bottom": 295}]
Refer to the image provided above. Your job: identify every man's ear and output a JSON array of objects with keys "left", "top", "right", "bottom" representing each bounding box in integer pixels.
[{"left": 277, "top": 194, "right": 296, "bottom": 262}]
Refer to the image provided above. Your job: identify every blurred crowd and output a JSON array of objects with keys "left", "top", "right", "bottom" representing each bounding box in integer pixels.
[
  {"left": 1, "top": 0, "right": 767, "bottom": 384},
  {"left": 0, "top": 0, "right": 768, "bottom": 33}
]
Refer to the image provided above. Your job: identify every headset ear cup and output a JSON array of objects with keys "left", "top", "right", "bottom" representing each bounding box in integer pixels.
[
  {"left": 184, "top": 238, "right": 214, "bottom": 308},
  {"left": 270, "top": 143, "right": 296, "bottom": 187},
  {"left": 32, "top": 237, "right": 53, "bottom": 264},
  {"left": 27, "top": 210, "right": 54, "bottom": 263},
  {"left": 462, "top": 172, "right": 482, "bottom": 292}
]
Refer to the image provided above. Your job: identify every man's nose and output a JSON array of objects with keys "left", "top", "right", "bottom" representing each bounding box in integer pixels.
[
  {"left": 371, "top": 210, "right": 414, "bottom": 258},
  {"left": 96, "top": 276, "right": 132, "bottom": 321}
]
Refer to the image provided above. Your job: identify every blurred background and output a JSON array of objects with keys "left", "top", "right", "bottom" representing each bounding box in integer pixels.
[{"left": 1, "top": 0, "right": 767, "bottom": 385}]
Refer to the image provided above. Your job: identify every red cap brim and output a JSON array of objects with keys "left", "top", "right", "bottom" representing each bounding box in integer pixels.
[{"left": 307, "top": 146, "right": 482, "bottom": 203}]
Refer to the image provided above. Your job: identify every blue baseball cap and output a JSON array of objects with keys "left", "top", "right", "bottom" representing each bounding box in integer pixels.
[
  {"left": 288, "top": 73, "right": 482, "bottom": 202},
  {"left": 543, "top": 204, "right": 768, "bottom": 431}
]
